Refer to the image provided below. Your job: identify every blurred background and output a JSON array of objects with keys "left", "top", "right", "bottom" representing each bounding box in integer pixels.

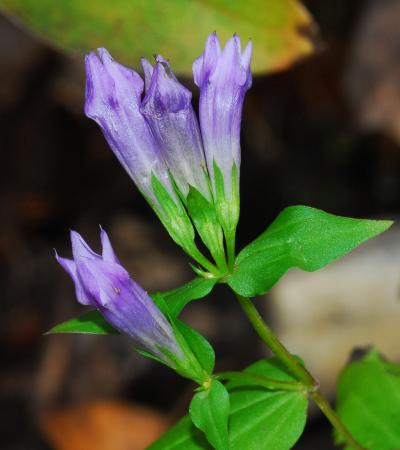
[{"left": 1, "top": 0, "right": 400, "bottom": 449}]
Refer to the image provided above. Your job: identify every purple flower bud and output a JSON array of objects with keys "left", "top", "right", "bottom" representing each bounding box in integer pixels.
[
  {"left": 193, "top": 33, "right": 252, "bottom": 198},
  {"left": 84, "top": 48, "right": 175, "bottom": 208},
  {"left": 56, "top": 229, "right": 184, "bottom": 365},
  {"left": 141, "top": 57, "right": 210, "bottom": 199}
]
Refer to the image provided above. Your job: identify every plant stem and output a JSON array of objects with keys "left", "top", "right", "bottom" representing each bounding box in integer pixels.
[
  {"left": 236, "top": 294, "right": 366, "bottom": 450},
  {"left": 216, "top": 371, "right": 305, "bottom": 392}
]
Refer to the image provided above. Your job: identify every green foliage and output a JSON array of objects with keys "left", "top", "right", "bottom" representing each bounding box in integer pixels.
[
  {"left": 0, "top": 0, "right": 317, "bottom": 75},
  {"left": 148, "top": 416, "right": 210, "bottom": 450},
  {"left": 233, "top": 356, "right": 303, "bottom": 384},
  {"left": 149, "top": 357, "right": 308, "bottom": 450},
  {"left": 187, "top": 187, "right": 226, "bottom": 271},
  {"left": 156, "top": 277, "right": 217, "bottom": 318},
  {"left": 217, "top": 370, "right": 304, "bottom": 391},
  {"left": 46, "top": 310, "right": 118, "bottom": 335},
  {"left": 228, "top": 206, "right": 392, "bottom": 297},
  {"left": 190, "top": 380, "right": 230, "bottom": 450},
  {"left": 226, "top": 358, "right": 308, "bottom": 450},
  {"left": 336, "top": 349, "right": 400, "bottom": 450},
  {"left": 173, "top": 319, "right": 215, "bottom": 376}
]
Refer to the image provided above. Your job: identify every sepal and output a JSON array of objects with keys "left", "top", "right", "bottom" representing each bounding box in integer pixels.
[
  {"left": 151, "top": 173, "right": 220, "bottom": 275},
  {"left": 187, "top": 186, "right": 227, "bottom": 272},
  {"left": 213, "top": 161, "right": 240, "bottom": 268}
]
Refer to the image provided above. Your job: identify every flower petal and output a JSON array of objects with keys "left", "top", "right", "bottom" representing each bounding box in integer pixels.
[
  {"left": 100, "top": 227, "right": 120, "bottom": 264},
  {"left": 55, "top": 253, "right": 94, "bottom": 305},
  {"left": 141, "top": 57, "right": 154, "bottom": 93},
  {"left": 70, "top": 230, "right": 100, "bottom": 260},
  {"left": 84, "top": 48, "right": 174, "bottom": 206},
  {"left": 193, "top": 33, "right": 252, "bottom": 198},
  {"left": 141, "top": 60, "right": 210, "bottom": 198}
]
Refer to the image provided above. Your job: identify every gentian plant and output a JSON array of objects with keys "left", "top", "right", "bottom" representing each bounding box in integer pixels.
[{"left": 50, "top": 33, "right": 399, "bottom": 450}]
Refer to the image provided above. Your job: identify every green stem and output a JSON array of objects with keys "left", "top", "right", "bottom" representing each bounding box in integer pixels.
[
  {"left": 216, "top": 371, "right": 305, "bottom": 392},
  {"left": 236, "top": 294, "right": 366, "bottom": 450}
]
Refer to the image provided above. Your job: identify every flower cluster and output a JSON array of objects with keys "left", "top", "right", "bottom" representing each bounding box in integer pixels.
[
  {"left": 57, "top": 32, "right": 251, "bottom": 382},
  {"left": 85, "top": 32, "right": 252, "bottom": 274}
]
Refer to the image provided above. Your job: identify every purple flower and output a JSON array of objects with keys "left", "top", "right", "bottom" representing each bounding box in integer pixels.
[
  {"left": 85, "top": 48, "right": 175, "bottom": 208},
  {"left": 193, "top": 33, "right": 252, "bottom": 199},
  {"left": 56, "top": 229, "right": 186, "bottom": 368},
  {"left": 85, "top": 49, "right": 208, "bottom": 264},
  {"left": 141, "top": 56, "right": 210, "bottom": 200}
]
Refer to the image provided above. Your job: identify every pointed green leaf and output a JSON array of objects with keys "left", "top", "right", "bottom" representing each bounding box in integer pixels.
[
  {"left": 228, "top": 206, "right": 393, "bottom": 297},
  {"left": 148, "top": 415, "right": 210, "bottom": 450},
  {"left": 160, "top": 277, "right": 217, "bottom": 318},
  {"left": 189, "top": 379, "right": 230, "bottom": 450},
  {"left": 1, "top": 0, "right": 318, "bottom": 75},
  {"left": 46, "top": 310, "right": 118, "bottom": 335},
  {"left": 336, "top": 349, "right": 400, "bottom": 450},
  {"left": 150, "top": 357, "right": 308, "bottom": 450}
]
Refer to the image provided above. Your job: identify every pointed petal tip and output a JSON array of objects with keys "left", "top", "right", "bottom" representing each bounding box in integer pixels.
[
  {"left": 69, "top": 229, "right": 80, "bottom": 240},
  {"left": 141, "top": 57, "right": 154, "bottom": 92},
  {"left": 242, "top": 40, "right": 253, "bottom": 68},
  {"left": 155, "top": 54, "right": 168, "bottom": 64},
  {"left": 70, "top": 230, "right": 100, "bottom": 260},
  {"left": 96, "top": 47, "right": 112, "bottom": 62}
]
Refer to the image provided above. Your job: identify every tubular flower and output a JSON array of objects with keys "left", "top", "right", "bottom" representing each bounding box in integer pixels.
[
  {"left": 193, "top": 33, "right": 252, "bottom": 263},
  {"left": 85, "top": 48, "right": 203, "bottom": 262},
  {"left": 56, "top": 229, "right": 206, "bottom": 382},
  {"left": 85, "top": 48, "right": 174, "bottom": 208},
  {"left": 141, "top": 56, "right": 210, "bottom": 201},
  {"left": 193, "top": 33, "right": 252, "bottom": 199}
]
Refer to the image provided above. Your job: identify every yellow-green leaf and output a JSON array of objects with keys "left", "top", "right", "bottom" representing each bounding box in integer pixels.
[{"left": 0, "top": 0, "right": 318, "bottom": 74}]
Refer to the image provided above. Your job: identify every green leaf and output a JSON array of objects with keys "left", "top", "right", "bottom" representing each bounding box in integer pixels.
[
  {"left": 189, "top": 379, "right": 230, "bottom": 450},
  {"left": 160, "top": 277, "right": 217, "bottom": 318},
  {"left": 228, "top": 205, "right": 393, "bottom": 297},
  {"left": 46, "top": 310, "right": 118, "bottom": 335},
  {"left": 0, "top": 0, "right": 318, "bottom": 75},
  {"left": 148, "top": 415, "right": 210, "bottom": 450},
  {"left": 187, "top": 187, "right": 226, "bottom": 272},
  {"left": 174, "top": 319, "right": 215, "bottom": 375},
  {"left": 150, "top": 357, "right": 308, "bottom": 450},
  {"left": 227, "top": 357, "right": 308, "bottom": 450},
  {"left": 336, "top": 348, "right": 400, "bottom": 450}
]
